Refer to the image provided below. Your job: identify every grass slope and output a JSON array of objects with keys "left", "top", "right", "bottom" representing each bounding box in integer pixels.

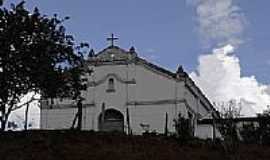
[{"left": 0, "top": 130, "right": 269, "bottom": 160}]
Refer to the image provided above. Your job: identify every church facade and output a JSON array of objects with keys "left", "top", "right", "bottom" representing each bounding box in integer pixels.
[{"left": 40, "top": 45, "right": 220, "bottom": 139}]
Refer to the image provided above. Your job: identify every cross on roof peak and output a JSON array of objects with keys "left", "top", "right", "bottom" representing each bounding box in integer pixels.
[{"left": 106, "top": 33, "right": 119, "bottom": 47}]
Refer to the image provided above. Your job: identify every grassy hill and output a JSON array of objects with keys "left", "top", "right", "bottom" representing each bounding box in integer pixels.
[{"left": 0, "top": 130, "right": 269, "bottom": 160}]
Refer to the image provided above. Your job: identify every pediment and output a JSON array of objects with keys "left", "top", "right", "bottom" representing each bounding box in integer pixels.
[
  {"left": 87, "top": 73, "right": 136, "bottom": 87},
  {"left": 94, "top": 46, "right": 137, "bottom": 61}
]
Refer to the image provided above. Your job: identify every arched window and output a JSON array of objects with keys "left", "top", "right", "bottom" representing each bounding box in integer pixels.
[{"left": 106, "top": 78, "right": 115, "bottom": 92}]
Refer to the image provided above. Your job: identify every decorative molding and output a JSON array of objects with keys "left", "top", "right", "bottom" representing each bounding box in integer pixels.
[
  {"left": 185, "top": 76, "right": 216, "bottom": 114},
  {"left": 185, "top": 83, "right": 198, "bottom": 99},
  {"left": 106, "top": 89, "right": 116, "bottom": 93},
  {"left": 126, "top": 99, "right": 197, "bottom": 117},
  {"left": 88, "top": 73, "right": 136, "bottom": 87},
  {"left": 88, "top": 60, "right": 134, "bottom": 66},
  {"left": 185, "top": 79, "right": 212, "bottom": 112},
  {"left": 126, "top": 99, "right": 186, "bottom": 106},
  {"left": 43, "top": 103, "right": 95, "bottom": 110}
]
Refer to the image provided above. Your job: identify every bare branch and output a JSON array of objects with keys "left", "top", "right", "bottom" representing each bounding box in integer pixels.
[{"left": 11, "top": 96, "right": 40, "bottom": 111}]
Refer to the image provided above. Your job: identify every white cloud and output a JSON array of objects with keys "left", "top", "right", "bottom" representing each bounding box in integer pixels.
[
  {"left": 187, "top": 0, "right": 246, "bottom": 47},
  {"left": 190, "top": 45, "right": 270, "bottom": 116},
  {"left": 186, "top": 0, "right": 270, "bottom": 116},
  {"left": 265, "top": 86, "right": 270, "bottom": 95}
]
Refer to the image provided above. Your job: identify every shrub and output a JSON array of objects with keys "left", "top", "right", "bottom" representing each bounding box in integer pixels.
[{"left": 173, "top": 113, "right": 193, "bottom": 142}]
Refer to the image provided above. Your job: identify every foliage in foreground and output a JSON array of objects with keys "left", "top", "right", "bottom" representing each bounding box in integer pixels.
[{"left": 0, "top": 1, "right": 89, "bottom": 131}]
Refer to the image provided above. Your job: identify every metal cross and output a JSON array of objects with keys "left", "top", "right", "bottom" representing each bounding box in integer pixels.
[{"left": 106, "top": 33, "right": 118, "bottom": 47}]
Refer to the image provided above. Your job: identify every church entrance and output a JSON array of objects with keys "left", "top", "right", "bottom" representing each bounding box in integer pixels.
[{"left": 98, "top": 109, "right": 124, "bottom": 132}]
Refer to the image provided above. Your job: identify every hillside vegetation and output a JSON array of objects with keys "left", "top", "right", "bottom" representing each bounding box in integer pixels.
[{"left": 0, "top": 130, "right": 269, "bottom": 160}]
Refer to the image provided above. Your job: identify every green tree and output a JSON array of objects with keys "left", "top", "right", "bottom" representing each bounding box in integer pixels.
[
  {"left": 0, "top": 1, "right": 89, "bottom": 131},
  {"left": 215, "top": 100, "right": 241, "bottom": 141},
  {"left": 240, "top": 123, "right": 259, "bottom": 144},
  {"left": 257, "top": 108, "right": 270, "bottom": 145},
  {"left": 215, "top": 100, "right": 241, "bottom": 155},
  {"left": 240, "top": 107, "right": 270, "bottom": 145}
]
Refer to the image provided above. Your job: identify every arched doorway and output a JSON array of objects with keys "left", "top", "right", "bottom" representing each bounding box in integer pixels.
[{"left": 98, "top": 109, "right": 124, "bottom": 132}]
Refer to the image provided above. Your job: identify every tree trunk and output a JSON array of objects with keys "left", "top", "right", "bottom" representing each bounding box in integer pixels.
[
  {"left": 24, "top": 103, "right": 30, "bottom": 131},
  {"left": 0, "top": 104, "right": 6, "bottom": 131},
  {"left": 0, "top": 119, "right": 7, "bottom": 132},
  {"left": 164, "top": 112, "right": 168, "bottom": 136},
  {"left": 101, "top": 103, "right": 105, "bottom": 131},
  {"left": 77, "top": 100, "right": 83, "bottom": 130},
  {"left": 126, "top": 108, "right": 130, "bottom": 135}
]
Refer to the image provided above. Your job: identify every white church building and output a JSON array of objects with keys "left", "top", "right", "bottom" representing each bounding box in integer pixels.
[{"left": 40, "top": 42, "right": 220, "bottom": 139}]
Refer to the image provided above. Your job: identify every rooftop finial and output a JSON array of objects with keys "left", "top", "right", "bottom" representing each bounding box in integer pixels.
[
  {"left": 129, "top": 46, "right": 135, "bottom": 53},
  {"left": 176, "top": 65, "right": 186, "bottom": 78},
  {"left": 88, "top": 49, "right": 95, "bottom": 58},
  {"left": 176, "top": 65, "right": 184, "bottom": 74},
  {"left": 106, "top": 33, "right": 118, "bottom": 47}
]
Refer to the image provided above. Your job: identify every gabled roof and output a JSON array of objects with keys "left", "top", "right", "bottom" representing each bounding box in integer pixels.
[
  {"left": 87, "top": 46, "right": 180, "bottom": 80},
  {"left": 93, "top": 46, "right": 137, "bottom": 61}
]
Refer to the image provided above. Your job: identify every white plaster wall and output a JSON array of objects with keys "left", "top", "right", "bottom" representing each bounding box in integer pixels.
[
  {"left": 195, "top": 124, "right": 222, "bottom": 139},
  {"left": 128, "top": 104, "right": 175, "bottom": 134},
  {"left": 135, "top": 65, "right": 176, "bottom": 101},
  {"left": 197, "top": 102, "right": 209, "bottom": 118},
  {"left": 41, "top": 108, "right": 77, "bottom": 129},
  {"left": 40, "top": 58, "right": 214, "bottom": 138},
  {"left": 184, "top": 88, "right": 197, "bottom": 112},
  {"left": 87, "top": 64, "right": 179, "bottom": 104},
  {"left": 89, "top": 65, "right": 128, "bottom": 109},
  {"left": 94, "top": 65, "right": 127, "bottom": 81},
  {"left": 184, "top": 87, "right": 209, "bottom": 117},
  {"left": 82, "top": 106, "right": 96, "bottom": 130},
  {"left": 41, "top": 106, "right": 98, "bottom": 131},
  {"left": 176, "top": 82, "right": 186, "bottom": 101},
  {"left": 85, "top": 63, "right": 186, "bottom": 134},
  {"left": 196, "top": 125, "right": 213, "bottom": 139}
]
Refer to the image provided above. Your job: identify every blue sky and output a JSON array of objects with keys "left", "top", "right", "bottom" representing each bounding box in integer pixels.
[{"left": 3, "top": 0, "right": 270, "bottom": 84}]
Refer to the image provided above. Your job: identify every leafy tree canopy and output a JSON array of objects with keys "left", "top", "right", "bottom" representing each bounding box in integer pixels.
[{"left": 0, "top": 1, "right": 89, "bottom": 130}]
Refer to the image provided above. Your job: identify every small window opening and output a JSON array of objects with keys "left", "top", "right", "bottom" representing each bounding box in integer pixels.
[{"left": 106, "top": 78, "right": 115, "bottom": 92}]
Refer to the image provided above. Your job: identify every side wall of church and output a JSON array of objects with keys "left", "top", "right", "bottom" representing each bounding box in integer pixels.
[
  {"left": 40, "top": 108, "right": 77, "bottom": 129},
  {"left": 184, "top": 85, "right": 209, "bottom": 118},
  {"left": 184, "top": 86, "right": 220, "bottom": 139},
  {"left": 196, "top": 124, "right": 213, "bottom": 139},
  {"left": 40, "top": 104, "right": 98, "bottom": 130}
]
